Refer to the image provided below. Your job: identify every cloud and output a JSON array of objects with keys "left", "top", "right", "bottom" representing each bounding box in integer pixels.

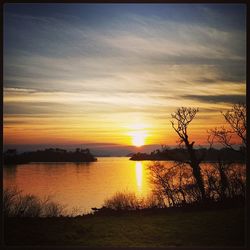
[
  {"left": 182, "top": 94, "right": 246, "bottom": 104},
  {"left": 4, "top": 9, "right": 246, "bottom": 92},
  {"left": 3, "top": 5, "right": 246, "bottom": 145}
]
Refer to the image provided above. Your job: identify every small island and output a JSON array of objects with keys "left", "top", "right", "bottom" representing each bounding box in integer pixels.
[{"left": 3, "top": 148, "right": 97, "bottom": 165}]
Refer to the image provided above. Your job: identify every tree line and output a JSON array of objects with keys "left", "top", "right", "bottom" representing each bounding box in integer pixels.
[{"left": 3, "top": 147, "right": 97, "bottom": 164}]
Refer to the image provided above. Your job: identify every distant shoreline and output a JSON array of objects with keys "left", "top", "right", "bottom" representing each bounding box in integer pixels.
[
  {"left": 3, "top": 148, "right": 97, "bottom": 165},
  {"left": 129, "top": 147, "right": 245, "bottom": 163}
]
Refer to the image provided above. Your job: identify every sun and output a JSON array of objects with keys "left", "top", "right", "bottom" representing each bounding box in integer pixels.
[
  {"left": 131, "top": 131, "right": 147, "bottom": 147},
  {"left": 127, "top": 123, "right": 149, "bottom": 147}
]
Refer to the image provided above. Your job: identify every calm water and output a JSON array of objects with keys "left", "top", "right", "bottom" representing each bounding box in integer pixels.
[
  {"left": 3, "top": 157, "right": 245, "bottom": 215},
  {"left": 3, "top": 157, "right": 155, "bottom": 214}
]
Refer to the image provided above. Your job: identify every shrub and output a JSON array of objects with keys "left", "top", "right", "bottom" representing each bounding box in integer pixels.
[
  {"left": 103, "top": 192, "right": 141, "bottom": 210},
  {"left": 103, "top": 191, "right": 166, "bottom": 211},
  {"left": 3, "top": 187, "right": 65, "bottom": 217}
]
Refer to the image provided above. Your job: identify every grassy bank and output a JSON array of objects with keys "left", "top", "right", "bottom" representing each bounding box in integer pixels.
[{"left": 4, "top": 206, "right": 245, "bottom": 247}]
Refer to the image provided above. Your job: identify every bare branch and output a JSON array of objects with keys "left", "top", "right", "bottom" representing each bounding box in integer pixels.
[
  {"left": 170, "top": 107, "right": 199, "bottom": 146},
  {"left": 222, "top": 103, "right": 246, "bottom": 147},
  {"left": 208, "top": 127, "right": 235, "bottom": 150}
]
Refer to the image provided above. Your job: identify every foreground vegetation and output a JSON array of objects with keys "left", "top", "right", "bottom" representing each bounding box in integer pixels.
[
  {"left": 3, "top": 188, "right": 66, "bottom": 217},
  {"left": 4, "top": 206, "right": 244, "bottom": 246},
  {"left": 3, "top": 188, "right": 245, "bottom": 246}
]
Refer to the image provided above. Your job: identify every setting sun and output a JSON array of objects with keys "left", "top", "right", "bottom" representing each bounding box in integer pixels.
[{"left": 131, "top": 131, "right": 147, "bottom": 147}]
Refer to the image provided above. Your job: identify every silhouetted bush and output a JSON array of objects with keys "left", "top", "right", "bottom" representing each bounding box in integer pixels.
[
  {"left": 3, "top": 187, "right": 65, "bottom": 217},
  {"left": 103, "top": 192, "right": 141, "bottom": 210},
  {"left": 102, "top": 191, "right": 166, "bottom": 211}
]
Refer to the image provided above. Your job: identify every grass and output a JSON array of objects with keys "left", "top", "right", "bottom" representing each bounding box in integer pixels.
[{"left": 4, "top": 206, "right": 245, "bottom": 247}]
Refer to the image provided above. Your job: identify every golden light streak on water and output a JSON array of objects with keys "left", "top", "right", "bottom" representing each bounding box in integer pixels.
[{"left": 135, "top": 161, "right": 143, "bottom": 192}]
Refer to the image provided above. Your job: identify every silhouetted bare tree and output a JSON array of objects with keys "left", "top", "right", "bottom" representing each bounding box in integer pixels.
[
  {"left": 208, "top": 103, "right": 246, "bottom": 152},
  {"left": 171, "top": 107, "right": 206, "bottom": 201},
  {"left": 207, "top": 103, "right": 246, "bottom": 201},
  {"left": 223, "top": 103, "right": 246, "bottom": 147}
]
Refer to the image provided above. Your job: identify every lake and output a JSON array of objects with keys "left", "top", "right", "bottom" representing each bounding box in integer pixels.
[
  {"left": 3, "top": 157, "right": 155, "bottom": 214},
  {"left": 3, "top": 157, "right": 245, "bottom": 215}
]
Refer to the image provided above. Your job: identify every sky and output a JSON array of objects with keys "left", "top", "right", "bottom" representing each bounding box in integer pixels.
[{"left": 3, "top": 3, "right": 246, "bottom": 152}]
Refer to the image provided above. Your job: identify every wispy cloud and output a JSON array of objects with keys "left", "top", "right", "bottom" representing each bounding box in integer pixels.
[{"left": 3, "top": 4, "right": 246, "bottom": 146}]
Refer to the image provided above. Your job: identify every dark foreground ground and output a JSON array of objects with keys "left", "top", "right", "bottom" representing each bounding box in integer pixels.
[{"left": 4, "top": 206, "right": 245, "bottom": 247}]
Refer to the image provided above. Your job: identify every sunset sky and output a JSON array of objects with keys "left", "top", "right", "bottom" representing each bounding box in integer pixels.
[{"left": 3, "top": 4, "right": 246, "bottom": 151}]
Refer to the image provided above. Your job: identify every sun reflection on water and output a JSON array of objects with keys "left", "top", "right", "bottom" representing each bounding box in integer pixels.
[{"left": 135, "top": 162, "right": 143, "bottom": 192}]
